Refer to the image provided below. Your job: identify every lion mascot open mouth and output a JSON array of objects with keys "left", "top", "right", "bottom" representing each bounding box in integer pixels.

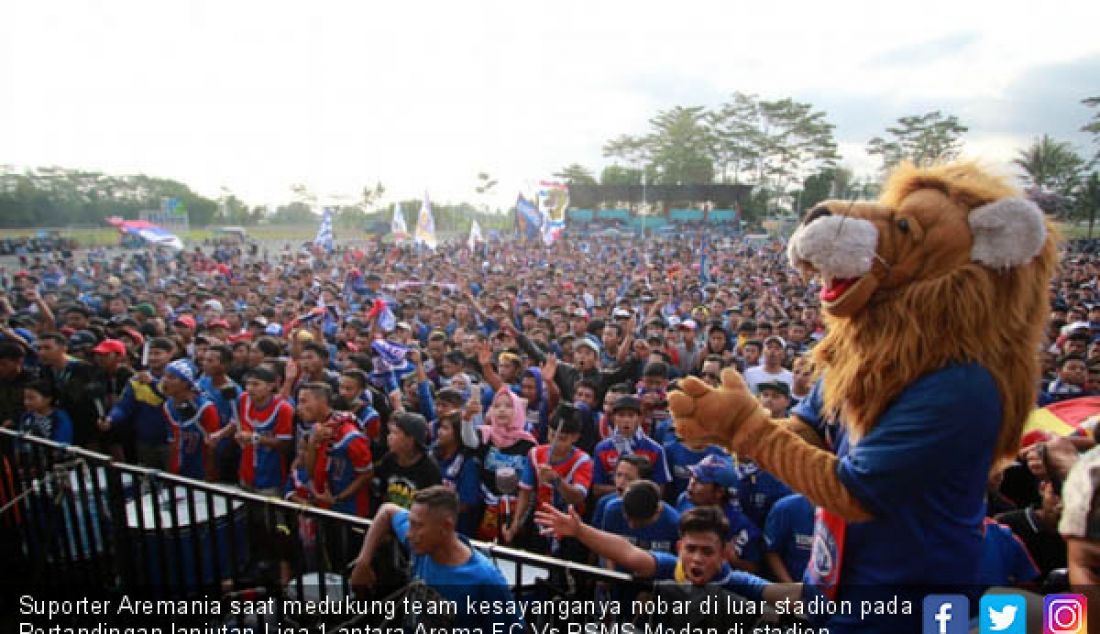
[{"left": 669, "top": 162, "right": 1057, "bottom": 632}]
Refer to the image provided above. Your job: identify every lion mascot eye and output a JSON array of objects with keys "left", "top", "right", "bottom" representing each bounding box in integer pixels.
[{"left": 896, "top": 218, "right": 910, "bottom": 233}]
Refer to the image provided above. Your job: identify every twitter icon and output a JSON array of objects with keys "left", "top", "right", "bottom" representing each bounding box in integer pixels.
[{"left": 981, "top": 594, "right": 1026, "bottom": 634}]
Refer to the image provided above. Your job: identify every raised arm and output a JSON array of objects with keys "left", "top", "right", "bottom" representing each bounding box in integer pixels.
[{"left": 534, "top": 503, "right": 656, "bottom": 578}]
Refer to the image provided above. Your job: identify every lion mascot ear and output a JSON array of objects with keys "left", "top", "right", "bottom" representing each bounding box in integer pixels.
[{"left": 969, "top": 197, "right": 1047, "bottom": 268}]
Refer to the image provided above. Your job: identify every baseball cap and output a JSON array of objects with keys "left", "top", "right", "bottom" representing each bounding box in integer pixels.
[
  {"left": 763, "top": 335, "right": 787, "bottom": 348},
  {"left": 165, "top": 359, "right": 198, "bottom": 389},
  {"left": 393, "top": 413, "right": 430, "bottom": 452},
  {"left": 1059, "top": 446, "right": 1100, "bottom": 540},
  {"left": 678, "top": 319, "right": 698, "bottom": 331},
  {"left": 572, "top": 307, "right": 588, "bottom": 318},
  {"left": 202, "top": 299, "right": 224, "bottom": 313},
  {"left": 174, "top": 315, "right": 197, "bottom": 330},
  {"left": 92, "top": 339, "right": 127, "bottom": 356},
  {"left": 574, "top": 338, "right": 600, "bottom": 354},
  {"left": 613, "top": 308, "right": 632, "bottom": 319},
  {"left": 264, "top": 323, "right": 284, "bottom": 336},
  {"left": 757, "top": 380, "right": 791, "bottom": 398},
  {"left": 132, "top": 303, "right": 156, "bottom": 318},
  {"left": 119, "top": 327, "right": 144, "bottom": 347},
  {"left": 611, "top": 395, "right": 643, "bottom": 414},
  {"left": 206, "top": 319, "right": 230, "bottom": 330},
  {"left": 67, "top": 330, "right": 98, "bottom": 351},
  {"left": 688, "top": 455, "right": 739, "bottom": 488}
]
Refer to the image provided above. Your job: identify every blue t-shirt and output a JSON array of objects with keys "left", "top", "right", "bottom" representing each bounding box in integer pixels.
[
  {"left": 590, "top": 491, "right": 619, "bottom": 528},
  {"left": 392, "top": 509, "right": 522, "bottom": 628},
  {"left": 977, "top": 518, "right": 1040, "bottom": 587},
  {"left": 676, "top": 497, "right": 762, "bottom": 564},
  {"left": 436, "top": 449, "right": 482, "bottom": 536},
  {"left": 663, "top": 440, "right": 729, "bottom": 501},
  {"left": 763, "top": 493, "right": 815, "bottom": 581},
  {"left": 650, "top": 551, "right": 768, "bottom": 601},
  {"left": 793, "top": 364, "right": 1002, "bottom": 633},
  {"left": 734, "top": 461, "right": 792, "bottom": 527},
  {"left": 600, "top": 498, "right": 680, "bottom": 553}
]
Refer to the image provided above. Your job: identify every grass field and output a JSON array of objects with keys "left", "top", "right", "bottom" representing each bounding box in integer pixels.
[{"left": 1, "top": 224, "right": 323, "bottom": 247}]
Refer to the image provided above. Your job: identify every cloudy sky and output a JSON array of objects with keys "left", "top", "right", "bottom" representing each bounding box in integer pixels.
[{"left": 2, "top": 0, "right": 1098, "bottom": 211}]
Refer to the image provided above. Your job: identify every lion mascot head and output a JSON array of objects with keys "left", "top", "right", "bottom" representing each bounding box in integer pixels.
[{"left": 787, "top": 162, "right": 1057, "bottom": 470}]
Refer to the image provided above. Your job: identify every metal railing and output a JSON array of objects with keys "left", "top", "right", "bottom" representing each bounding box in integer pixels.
[{"left": 0, "top": 428, "right": 637, "bottom": 630}]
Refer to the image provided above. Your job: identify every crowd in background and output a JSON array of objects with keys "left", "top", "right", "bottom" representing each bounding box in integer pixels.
[{"left": 1, "top": 228, "right": 1098, "bottom": 596}]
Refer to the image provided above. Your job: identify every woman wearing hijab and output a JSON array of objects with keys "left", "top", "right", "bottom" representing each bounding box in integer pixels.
[{"left": 461, "top": 387, "right": 537, "bottom": 544}]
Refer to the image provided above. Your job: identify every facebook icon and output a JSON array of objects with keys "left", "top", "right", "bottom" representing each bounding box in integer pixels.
[{"left": 923, "top": 595, "right": 969, "bottom": 634}]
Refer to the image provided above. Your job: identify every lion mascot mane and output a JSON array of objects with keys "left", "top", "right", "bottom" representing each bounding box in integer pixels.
[{"left": 669, "top": 162, "right": 1056, "bottom": 631}]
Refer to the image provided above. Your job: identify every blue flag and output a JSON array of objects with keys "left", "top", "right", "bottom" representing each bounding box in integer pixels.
[{"left": 314, "top": 207, "right": 334, "bottom": 252}]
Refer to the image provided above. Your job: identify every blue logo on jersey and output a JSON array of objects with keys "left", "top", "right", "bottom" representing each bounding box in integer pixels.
[
  {"left": 924, "top": 595, "right": 969, "bottom": 634},
  {"left": 980, "top": 594, "right": 1026, "bottom": 634}
]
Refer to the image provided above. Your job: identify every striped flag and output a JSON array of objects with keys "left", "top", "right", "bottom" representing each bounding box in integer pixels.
[
  {"left": 415, "top": 192, "right": 438, "bottom": 249},
  {"left": 314, "top": 207, "right": 334, "bottom": 252},
  {"left": 1021, "top": 396, "right": 1100, "bottom": 448}
]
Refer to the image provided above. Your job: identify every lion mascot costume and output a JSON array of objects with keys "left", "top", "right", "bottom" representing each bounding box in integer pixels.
[{"left": 669, "top": 162, "right": 1056, "bottom": 633}]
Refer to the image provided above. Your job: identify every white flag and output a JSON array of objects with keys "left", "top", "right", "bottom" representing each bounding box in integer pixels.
[
  {"left": 415, "top": 191, "right": 438, "bottom": 250},
  {"left": 468, "top": 219, "right": 483, "bottom": 250},
  {"left": 391, "top": 202, "right": 408, "bottom": 238}
]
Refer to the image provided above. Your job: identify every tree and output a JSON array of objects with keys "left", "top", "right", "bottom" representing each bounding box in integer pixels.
[
  {"left": 1013, "top": 135, "right": 1085, "bottom": 199},
  {"left": 747, "top": 98, "right": 839, "bottom": 215},
  {"left": 599, "top": 165, "right": 644, "bottom": 186},
  {"left": 602, "top": 134, "right": 650, "bottom": 167},
  {"left": 866, "top": 111, "right": 968, "bottom": 171},
  {"left": 268, "top": 202, "right": 316, "bottom": 224},
  {"left": 553, "top": 164, "right": 597, "bottom": 187},
  {"left": 1077, "top": 171, "right": 1100, "bottom": 238},
  {"left": 797, "top": 166, "right": 855, "bottom": 212},
  {"left": 646, "top": 106, "right": 715, "bottom": 185},
  {"left": 704, "top": 92, "right": 761, "bottom": 184},
  {"left": 1083, "top": 97, "right": 1100, "bottom": 165}
]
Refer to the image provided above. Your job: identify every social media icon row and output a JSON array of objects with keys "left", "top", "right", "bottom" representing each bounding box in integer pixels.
[{"left": 922, "top": 593, "right": 1087, "bottom": 633}]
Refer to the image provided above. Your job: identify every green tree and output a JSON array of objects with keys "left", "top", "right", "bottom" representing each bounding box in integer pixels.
[
  {"left": 1077, "top": 171, "right": 1100, "bottom": 238},
  {"left": 867, "top": 111, "right": 968, "bottom": 170},
  {"left": 1014, "top": 135, "right": 1085, "bottom": 200},
  {"left": 599, "top": 165, "right": 644, "bottom": 186},
  {"left": 1083, "top": 97, "right": 1100, "bottom": 164},
  {"left": 704, "top": 92, "right": 761, "bottom": 184},
  {"left": 645, "top": 106, "right": 715, "bottom": 185},
  {"left": 553, "top": 164, "right": 597, "bottom": 187}
]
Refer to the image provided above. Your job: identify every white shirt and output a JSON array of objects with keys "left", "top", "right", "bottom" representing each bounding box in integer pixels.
[{"left": 743, "top": 365, "right": 793, "bottom": 395}]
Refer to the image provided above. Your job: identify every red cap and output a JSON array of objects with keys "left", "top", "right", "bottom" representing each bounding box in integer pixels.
[
  {"left": 227, "top": 332, "right": 253, "bottom": 343},
  {"left": 120, "top": 327, "right": 145, "bottom": 347},
  {"left": 92, "top": 339, "right": 127, "bottom": 356},
  {"left": 206, "top": 319, "right": 230, "bottom": 329},
  {"left": 174, "top": 315, "right": 197, "bottom": 330}
]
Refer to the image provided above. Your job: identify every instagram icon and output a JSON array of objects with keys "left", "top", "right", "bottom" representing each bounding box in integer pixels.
[{"left": 1044, "top": 594, "right": 1087, "bottom": 634}]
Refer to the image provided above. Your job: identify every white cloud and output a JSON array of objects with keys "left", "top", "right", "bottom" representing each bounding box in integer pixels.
[{"left": 1, "top": 0, "right": 1098, "bottom": 211}]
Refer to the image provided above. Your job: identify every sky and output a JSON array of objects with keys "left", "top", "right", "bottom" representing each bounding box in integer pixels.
[{"left": 1, "top": 0, "right": 1098, "bottom": 213}]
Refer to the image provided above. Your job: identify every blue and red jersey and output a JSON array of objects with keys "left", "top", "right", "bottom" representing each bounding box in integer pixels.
[
  {"left": 312, "top": 414, "right": 373, "bottom": 517},
  {"left": 522, "top": 444, "right": 594, "bottom": 514},
  {"left": 164, "top": 396, "right": 220, "bottom": 480},
  {"left": 591, "top": 432, "right": 671, "bottom": 486},
  {"left": 237, "top": 393, "right": 295, "bottom": 490}
]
